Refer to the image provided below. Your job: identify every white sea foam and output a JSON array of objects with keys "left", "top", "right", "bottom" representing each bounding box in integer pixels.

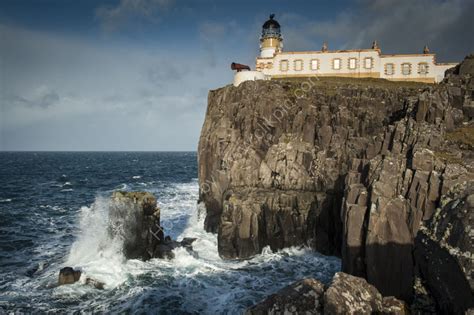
[
  {"left": 0, "top": 198, "right": 12, "bottom": 203},
  {"left": 62, "top": 180, "right": 340, "bottom": 313},
  {"left": 132, "top": 176, "right": 141, "bottom": 179},
  {"left": 115, "top": 183, "right": 129, "bottom": 191},
  {"left": 65, "top": 196, "right": 129, "bottom": 288}
]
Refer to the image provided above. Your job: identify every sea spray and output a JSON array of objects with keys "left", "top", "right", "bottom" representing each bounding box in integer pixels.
[{"left": 65, "top": 195, "right": 130, "bottom": 288}]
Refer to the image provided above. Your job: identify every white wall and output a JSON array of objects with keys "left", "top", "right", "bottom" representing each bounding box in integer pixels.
[
  {"left": 256, "top": 49, "right": 457, "bottom": 83},
  {"left": 233, "top": 71, "right": 266, "bottom": 86}
]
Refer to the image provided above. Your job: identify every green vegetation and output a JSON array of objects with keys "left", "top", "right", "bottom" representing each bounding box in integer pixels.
[
  {"left": 272, "top": 76, "right": 432, "bottom": 90},
  {"left": 446, "top": 125, "right": 474, "bottom": 148},
  {"left": 434, "top": 151, "right": 464, "bottom": 164}
]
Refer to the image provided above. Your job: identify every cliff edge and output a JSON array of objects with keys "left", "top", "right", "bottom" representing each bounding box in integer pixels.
[{"left": 198, "top": 55, "right": 474, "bottom": 307}]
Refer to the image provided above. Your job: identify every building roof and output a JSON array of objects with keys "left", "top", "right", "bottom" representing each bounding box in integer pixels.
[{"left": 262, "top": 14, "right": 280, "bottom": 29}]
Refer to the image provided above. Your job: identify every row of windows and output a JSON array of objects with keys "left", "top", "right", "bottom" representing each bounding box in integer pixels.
[
  {"left": 279, "top": 57, "right": 374, "bottom": 72},
  {"left": 277, "top": 58, "right": 431, "bottom": 75},
  {"left": 385, "top": 62, "right": 429, "bottom": 75}
]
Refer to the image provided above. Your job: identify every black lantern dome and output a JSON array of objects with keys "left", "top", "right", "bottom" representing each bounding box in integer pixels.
[{"left": 261, "top": 14, "right": 281, "bottom": 39}]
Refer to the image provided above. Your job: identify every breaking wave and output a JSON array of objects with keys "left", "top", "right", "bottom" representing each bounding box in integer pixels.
[{"left": 56, "top": 181, "right": 340, "bottom": 313}]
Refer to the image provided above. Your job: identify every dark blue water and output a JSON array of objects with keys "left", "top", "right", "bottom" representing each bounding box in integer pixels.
[{"left": 0, "top": 152, "right": 340, "bottom": 314}]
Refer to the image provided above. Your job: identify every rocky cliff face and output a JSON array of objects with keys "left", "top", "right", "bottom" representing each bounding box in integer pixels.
[
  {"left": 198, "top": 55, "right": 474, "bottom": 306},
  {"left": 414, "top": 182, "right": 474, "bottom": 313}
]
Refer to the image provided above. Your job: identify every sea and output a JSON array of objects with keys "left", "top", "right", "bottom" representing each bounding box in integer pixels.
[{"left": 0, "top": 152, "right": 340, "bottom": 314}]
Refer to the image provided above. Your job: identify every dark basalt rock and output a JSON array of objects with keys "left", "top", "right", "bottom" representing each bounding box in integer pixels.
[
  {"left": 58, "top": 267, "right": 81, "bottom": 285},
  {"left": 109, "top": 191, "right": 196, "bottom": 260},
  {"left": 26, "top": 261, "right": 48, "bottom": 277},
  {"left": 246, "top": 272, "right": 407, "bottom": 315},
  {"left": 245, "top": 278, "right": 325, "bottom": 315},
  {"left": 323, "top": 272, "right": 384, "bottom": 314},
  {"left": 57, "top": 267, "right": 105, "bottom": 290},
  {"left": 109, "top": 191, "right": 163, "bottom": 260},
  {"left": 414, "top": 183, "right": 474, "bottom": 314},
  {"left": 85, "top": 277, "right": 105, "bottom": 290},
  {"left": 152, "top": 237, "right": 197, "bottom": 259}
]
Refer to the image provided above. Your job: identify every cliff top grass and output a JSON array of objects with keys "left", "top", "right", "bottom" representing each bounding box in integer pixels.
[
  {"left": 272, "top": 76, "right": 433, "bottom": 90},
  {"left": 446, "top": 125, "right": 474, "bottom": 148}
]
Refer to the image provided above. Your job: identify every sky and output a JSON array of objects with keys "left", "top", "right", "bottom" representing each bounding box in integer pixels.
[{"left": 1, "top": 0, "right": 473, "bottom": 151}]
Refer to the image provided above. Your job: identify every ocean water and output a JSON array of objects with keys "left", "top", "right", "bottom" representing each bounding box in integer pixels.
[{"left": 0, "top": 152, "right": 340, "bottom": 314}]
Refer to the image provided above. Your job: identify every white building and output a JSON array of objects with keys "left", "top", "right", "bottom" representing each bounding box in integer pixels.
[{"left": 251, "top": 14, "right": 457, "bottom": 84}]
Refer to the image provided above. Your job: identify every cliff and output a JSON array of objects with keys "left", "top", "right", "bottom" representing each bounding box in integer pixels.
[{"left": 198, "top": 55, "right": 474, "bottom": 309}]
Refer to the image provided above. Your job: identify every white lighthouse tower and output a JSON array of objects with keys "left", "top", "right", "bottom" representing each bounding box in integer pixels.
[{"left": 259, "top": 14, "right": 283, "bottom": 58}]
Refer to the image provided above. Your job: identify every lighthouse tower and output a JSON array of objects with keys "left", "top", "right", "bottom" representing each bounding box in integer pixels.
[{"left": 260, "top": 14, "right": 283, "bottom": 58}]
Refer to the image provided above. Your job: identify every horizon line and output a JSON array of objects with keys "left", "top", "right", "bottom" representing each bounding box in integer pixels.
[{"left": 0, "top": 150, "right": 198, "bottom": 153}]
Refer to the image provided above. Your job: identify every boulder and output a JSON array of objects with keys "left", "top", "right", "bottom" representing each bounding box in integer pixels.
[
  {"left": 246, "top": 273, "right": 407, "bottom": 315},
  {"left": 58, "top": 267, "right": 81, "bottom": 285},
  {"left": 323, "top": 272, "right": 383, "bottom": 314},
  {"left": 57, "top": 267, "right": 105, "bottom": 290},
  {"left": 382, "top": 296, "right": 408, "bottom": 315},
  {"left": 245, "top": 278, "right": 325, "bottom": 315}
]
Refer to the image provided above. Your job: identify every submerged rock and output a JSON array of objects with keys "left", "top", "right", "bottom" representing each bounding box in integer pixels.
[
  {"left": 246, "top": 272, "right": 407, "bottom": 315},
  {"left": 57, "top": 267, "right": 105, "bottom": 290},
  {"left": 85, "top": 277, "right": 105, "bottom": 290},
  {"left": 153, "top": 237, "right": 198, "bottom": 259},
  {"left": 58, "top": 267, "right": 81, "bottom": 285},
  {"left": 26, "top": 261, "right": 48, "bottom": 277}
]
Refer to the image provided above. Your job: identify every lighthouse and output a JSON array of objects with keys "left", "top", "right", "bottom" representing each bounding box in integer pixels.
[{"left": 260, "top": 14, "right": 283, "bottom": 58}]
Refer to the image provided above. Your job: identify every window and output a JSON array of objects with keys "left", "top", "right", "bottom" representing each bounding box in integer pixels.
[
  {"left": 294, "top": 59, "right": 303, "bottom": 71},
  {"left": 280, "top": 60, "right": 289, "bottom": 71},
  {"left": 418, "top": 62, "right": 429, "bottom": 75},
  {"left": 364, "top": 57, "right": 373, "bottom": 69},
  {"left": 333, "top": 58, "right": 342, "bottom": 70},
  {"left": 348, "top": 58, "right": 357, "bottom": 70},
  {"left": 385, "top": 63, "right": 395, "bottom": 75},
  {"left": 401, "top": 63, "right": 412, "bottom": 75},
  {"left": 266, "top": 62, "right": 273, "bottom": 69},
  {"left": 310, "top": 59, "right": 320, "bottom": 70}
]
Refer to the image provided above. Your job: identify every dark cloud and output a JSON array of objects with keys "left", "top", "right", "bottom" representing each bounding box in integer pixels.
[
  {"left": 3, "top": 89, "right": 60, "bottom": 109},
  {"left": 95, "top": 0, "right": 175, "bottom": 32},
  {"left": 282, "top": 0, "right": 473, "bottom": 62}
]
